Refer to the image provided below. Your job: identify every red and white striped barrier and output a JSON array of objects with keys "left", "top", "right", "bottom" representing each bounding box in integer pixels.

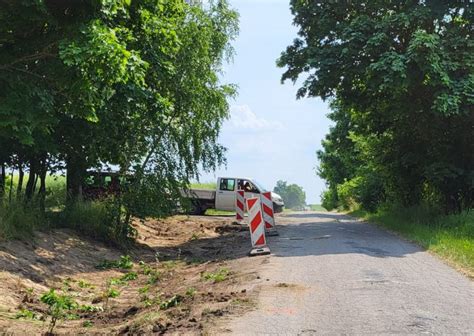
[
  {"left": 261, "top": 192, "right": 278, "bottom": 236},
  {"left": 246, "top": 197, "right": 270, "bottom": 256},
  {"left": 235, "top": 190, "right": 245, "bottom": 223}
]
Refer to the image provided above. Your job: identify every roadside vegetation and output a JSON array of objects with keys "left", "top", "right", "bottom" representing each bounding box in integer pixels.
[
  {"left": 279, "top": 2, "right": 473, "bottom": 274},
  {"left": 350, "top": 206, "right": 474, "bottom": 277},
  {"left": 0, "top": 1, "right": 239, "bottom": 244}
]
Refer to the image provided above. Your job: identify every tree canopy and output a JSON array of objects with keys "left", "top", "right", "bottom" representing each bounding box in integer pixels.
[
  {"left": 273, "top": 180, "right": 306, "bottom": 209},
  {"left": 278, "top": 1, "right": 473, "bottom": 213},
  {"left": 0, "top": 0, "right": 239, "bottom": 235}
]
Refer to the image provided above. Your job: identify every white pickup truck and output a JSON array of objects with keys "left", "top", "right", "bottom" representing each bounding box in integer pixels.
[{"left": 182, "top": 177, "right": 285, "bottom": 215}]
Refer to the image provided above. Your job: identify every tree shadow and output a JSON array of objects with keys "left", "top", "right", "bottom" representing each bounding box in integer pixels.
[
  {"left": 0, "top": 212, "right": 422, "bottom": 286},
  {"left": 280, "top": 212, "right": 343, "bottom": 220}
]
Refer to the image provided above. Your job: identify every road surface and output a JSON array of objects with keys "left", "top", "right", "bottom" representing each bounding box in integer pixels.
[{"left": 224, "top": 212, "right": 474, "bottom": 335}]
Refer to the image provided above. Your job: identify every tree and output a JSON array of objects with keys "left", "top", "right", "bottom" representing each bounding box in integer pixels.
[
  {"left": 279, "top": 1, "right": 474, "bottom": 213},
  {"left": 0, "top": 0, "right": 239, "bottom": 238},
  {"left": 274, "top": 180, "right": 306, "bottom": 209}
]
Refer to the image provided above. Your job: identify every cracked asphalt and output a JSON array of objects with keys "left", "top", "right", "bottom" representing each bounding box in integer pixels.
[{"left": 224, "top": 211, "right": 474, "bottom": 335}]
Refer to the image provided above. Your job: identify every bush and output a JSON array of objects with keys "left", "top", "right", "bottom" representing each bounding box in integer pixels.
[
  {"left": 336, "top": 173, "right": 385, "bottom": 212},
  {"left": 321, "top": 188, "right": 338, "bottom": 211}
]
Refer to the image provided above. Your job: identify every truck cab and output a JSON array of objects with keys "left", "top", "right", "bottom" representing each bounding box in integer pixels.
[{"left": 215, "top": 177, "right": 284, "bottom": 212}]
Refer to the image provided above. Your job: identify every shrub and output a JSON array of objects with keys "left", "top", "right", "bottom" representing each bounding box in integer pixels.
[
  {"left": 40, "top": 289, "right": 78, "bottom": 334},
  {"left": 321, "top": 188, "right": 338, "bottom": 211}
]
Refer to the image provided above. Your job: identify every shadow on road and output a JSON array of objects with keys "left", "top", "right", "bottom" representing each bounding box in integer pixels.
[
  {"left": 0, "top": 212, "right": 422, "bottom": 285},
  {"left": 267, "top": 217, "right": 422, "bottom": 259},
  {"left": 281, "top": 212, "right": 343, "bottom": 220}
]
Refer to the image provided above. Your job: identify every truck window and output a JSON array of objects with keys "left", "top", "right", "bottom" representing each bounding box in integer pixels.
[
  {"left": 238, "top": 179, "right": 259, "bottom": 193},
  {"left": 220, "top": 178, "right": 235, "bottom": 191}
]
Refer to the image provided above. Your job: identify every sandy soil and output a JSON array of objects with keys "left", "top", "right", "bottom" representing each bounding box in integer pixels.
[{"left": 0, "top": 215, "right": 265, "bottom": 335}]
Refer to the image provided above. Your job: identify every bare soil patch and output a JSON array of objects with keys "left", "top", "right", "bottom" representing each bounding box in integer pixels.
[{"left": 0, "top": 215, "right": 261, "bottom": 335}]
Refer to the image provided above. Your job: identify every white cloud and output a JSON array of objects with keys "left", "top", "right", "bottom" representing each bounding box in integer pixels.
[{"left": 228, "top": 104, "right": 284, "bottom": 130}]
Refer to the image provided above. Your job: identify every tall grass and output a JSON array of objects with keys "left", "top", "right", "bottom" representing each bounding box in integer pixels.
[
  {"left": 3, "top": 173, "right": 66, "bottom": 209},
  {"left": 351, "top": 205, "right": 474, "bottom": 276},
  {"left": 0, "top": 200, "right": 48, "bottom": 240},
  {"left": 53, "top": 200, "right": 128, "bottom": 246},
  {"left": 1, "top": 174, "right": 131, "bottom": 246}
]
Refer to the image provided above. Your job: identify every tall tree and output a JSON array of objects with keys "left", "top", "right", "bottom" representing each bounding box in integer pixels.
[
  {"left": 0, "top": 0, "right": 238, "bottom": 215},
  {"left": 274, "top": 180, "right": 306, "bottom": 209},
  {"left": 279, "top": 1, "right": 474, "bottom": 212}
]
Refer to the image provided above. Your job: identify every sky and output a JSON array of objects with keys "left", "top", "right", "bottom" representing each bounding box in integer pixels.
[{"left": 200, "top": 0, "right": 333, "bottom": 204}]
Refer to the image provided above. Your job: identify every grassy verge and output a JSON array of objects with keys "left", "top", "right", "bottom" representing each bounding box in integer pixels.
[
  {"left": 349, "top": 206, "right": 474, "bottom": 277},
  {"left": 205, "top": 209, "right": 235, "bottom": 216}
]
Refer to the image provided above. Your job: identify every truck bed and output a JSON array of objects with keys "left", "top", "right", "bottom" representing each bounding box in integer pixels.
[{"left": 180, "top": 188, "right": 216, "bottom": 200}]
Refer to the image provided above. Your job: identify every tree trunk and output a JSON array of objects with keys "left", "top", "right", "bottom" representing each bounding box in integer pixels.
[
  {"left": 8, "top": 170, "right": 14, "bottom": 203},
  {"left": 38, "top": 157, "right": 47, "bottom": 212},
  {"left": 66, "top": 156, "right": 85, "bottom": 202},
  {"left": 25, "top": 159, "right": 37, "bottom": 200},
  {"left": 17, "top": 163, "right": 24, "bottom": 198},
  {"left": 0, "top": 163, "right": 5, "bottom": 198}
]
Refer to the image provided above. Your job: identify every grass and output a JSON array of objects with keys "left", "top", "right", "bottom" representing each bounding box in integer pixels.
[
  {"left": 205, "top": 208, "right": 235, "bottom": 216},
  {"left": 0, "top": 200, "right": 47, "bottom": 240},
  {"left": 349, "top": 205, "right": 474, "bottom": 277},
  {"left": 3, "top": 173, "right": 66, "bottom": 209}
]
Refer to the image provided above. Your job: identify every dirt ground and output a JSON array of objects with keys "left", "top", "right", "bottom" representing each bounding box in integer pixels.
[{"left": 0, "top": 215, "right": 266, "bottom": 335}]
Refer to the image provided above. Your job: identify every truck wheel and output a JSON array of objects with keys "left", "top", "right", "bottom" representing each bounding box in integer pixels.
[{"left": 190, "top": 202, "right": 207, "bottom": 215}]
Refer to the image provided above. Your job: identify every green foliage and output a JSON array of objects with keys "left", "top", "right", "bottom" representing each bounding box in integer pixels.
[
  {"left": 106, "top": 288, "right": 120, "bottom": 298},
  {"left": 120, "top": 271, "right": 138, "bottom": 282},
  {"left": 202, "top": 268, "right": 230, "bottom": 283},
  {"left": 55, "top": 200, "right": 134, "bottom": 246},
  {"left": 273, "top": 180, "right": 306, "bottom": 209},
  {"left": 15, "top": 308, "right": 38, "bottom": 320},
  {"left": 78, "top": 280, "right": 93, "bottom": 289},
  {"left": 0, "top": 0, "right": 239, "bottom": 239},
  {"left": 352, "top": 206, "right": 474, "bottom": 275},
  {"left": 82, "top": 320, "right": 94, "bottom": 328},
  {"left": 280, "top": 1, "right": 474, "bottom": 213},
  {"left": 96, "top": 255, "right": 133, "bottom": 270},
  {"left": 159, "top": 295, "right": 182, "bottom": 310},
  {"left": 79, "top": 304, "right": 103, "bottom": 313},
  {"left": 40, "top": 289, "right": 78, "bottom": 334},
  {"left": 185, "top": 287, "right": 196, "bottom": 297}
]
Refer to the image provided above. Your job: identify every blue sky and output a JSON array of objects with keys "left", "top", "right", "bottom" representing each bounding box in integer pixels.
[{"left": 200, "top": 0, "right": 333, "bottom": 204}]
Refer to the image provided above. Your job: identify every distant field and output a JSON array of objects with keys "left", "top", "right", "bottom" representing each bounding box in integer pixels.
[
  {"left": 309, "top": 204, "right": 327, "bottom": 211},
  {"left": 3, "top": 173, "right": 66, "bottom": 208},
  {"left": 190, "top": 182, "right": 216, "bottom": 190}
]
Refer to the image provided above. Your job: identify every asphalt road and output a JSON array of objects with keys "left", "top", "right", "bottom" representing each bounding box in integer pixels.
[{"left": 225, "top": 212, "right": 474, "bottom": 335}]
